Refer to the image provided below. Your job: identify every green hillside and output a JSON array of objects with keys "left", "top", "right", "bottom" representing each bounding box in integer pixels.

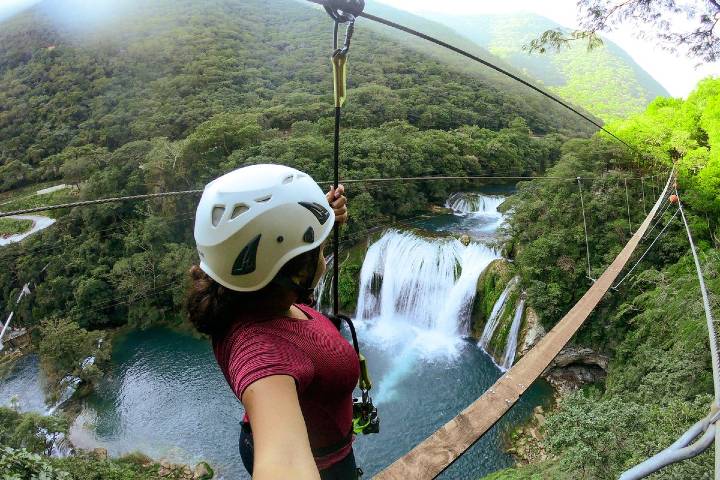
[
  {"left": 0, "top": 0, "right": 599, "bottom": 193},
  {"left": 433, "top": 13, "right": 670, "bottom": 121}
]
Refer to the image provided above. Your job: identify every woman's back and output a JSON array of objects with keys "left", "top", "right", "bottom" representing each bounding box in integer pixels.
[{"left": 213, "top": 304, "right": 360, "bottom": 469}]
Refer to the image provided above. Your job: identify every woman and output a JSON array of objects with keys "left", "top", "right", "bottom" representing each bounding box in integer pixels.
[{"left": 186, "top": 164, "right": 360, "bottom": 480}]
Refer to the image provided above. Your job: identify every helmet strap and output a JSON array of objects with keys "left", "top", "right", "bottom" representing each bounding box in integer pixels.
[
  {"left": 271, "top": 248, "right": 322, "bottom": 304},
  {"left": 272, "top": 273, "right": 315, "bottom": 300}
]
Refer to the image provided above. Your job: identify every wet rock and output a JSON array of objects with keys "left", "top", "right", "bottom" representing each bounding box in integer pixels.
[
  {"left": 180, "top": 465, "right": 193, "bottom": 479},
  {"left": 548, "top": 346, "right": 609, "bottom": 371},
  {"left": 430, "top": 205, "right": 452, "bottom": 214},
  {"left": 159, "top": 460, "right": 172, "bottom": 477},
  {"left": 518, "top": 307, "right": 545, "bottom": 356},
  {"left": 194, "top": 461, "right": 214, "bottom": 479},
  {"left": 543, "top": 346, "right": 609, "bottom": 397},
  {"left": 92, "top": 447, "right": 108, "bottom": 460},
  {"left": 507, "top": 405, "right": 549, "bottom": 464}
]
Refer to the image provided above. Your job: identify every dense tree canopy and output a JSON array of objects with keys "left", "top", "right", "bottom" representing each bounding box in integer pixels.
[
  {"left": 0, "top": 0, "right": 597, "bottom": 193},
  {"left": 490, "top": 78, "right": 719, "bottom": 480}
]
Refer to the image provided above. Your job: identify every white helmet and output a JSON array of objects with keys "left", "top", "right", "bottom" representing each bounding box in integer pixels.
[{"left": 194, "top": 164, "right": 334, "bottom": 292}]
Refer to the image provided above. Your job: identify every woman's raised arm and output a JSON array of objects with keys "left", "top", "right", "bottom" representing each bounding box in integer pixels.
[{"left": 242, "top": 375, "right": 321, "bottom": 480}]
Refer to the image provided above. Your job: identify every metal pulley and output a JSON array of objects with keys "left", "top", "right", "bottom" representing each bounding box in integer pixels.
[{"left": 323, "top": 0, "right": 365, "bottom": 23}]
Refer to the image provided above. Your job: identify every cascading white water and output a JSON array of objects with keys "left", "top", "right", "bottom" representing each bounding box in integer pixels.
[
  {"left": 446, "top": 193, "right": 505, "bottom": 217},
  {"left": 46, "top": 354, "right": 97, "bottom": 414},
  {"left": 47, "top": 375, "right": 81, "bottom": 415},
  {"left": 478, "top": 277, "right": 519, "bottom": 350},
  {"left": 501, "top": 298, "right": 525, "bottom": 370},
  {"left": 313, "top": 254, "right": 334, "bottom": 313},
  {"left": 38, "top": 427, "right": 73, "bottom": 457},
  {"left": 356, "top": 230, "right": 499, "bottom": 355},
  {"left": 355, "top": 229, "right": 499, "bottom": 403}
]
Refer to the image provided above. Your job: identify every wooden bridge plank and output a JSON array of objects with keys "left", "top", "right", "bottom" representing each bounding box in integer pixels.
[{"left": 375, "top": 173, "right": 674, "bottom": 480}]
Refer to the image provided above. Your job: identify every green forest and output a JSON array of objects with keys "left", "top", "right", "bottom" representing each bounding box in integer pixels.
[
  {"left": 0, "top": 0, "right": 718, "bottom": 478},
  {"left": 487, "top": 78, "right": 720, "bottom": 479}
]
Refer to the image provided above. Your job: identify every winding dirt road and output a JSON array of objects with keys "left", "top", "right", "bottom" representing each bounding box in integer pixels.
[{"left": 0, "top": 215, "right": 56, "bottom": 247}]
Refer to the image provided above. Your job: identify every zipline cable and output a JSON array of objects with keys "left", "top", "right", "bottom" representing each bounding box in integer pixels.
[
  {"left": 0, "top": 174, "right": 643, "bottom": 219},
  {"left": 0, "top": 190, "right": 203, "bottom": 219},
  {"left": 676, "top": 189, "right": 720, "bottom": 405},
  {"left": 305, "top": 0, "right": 639, "bottom": 155}
]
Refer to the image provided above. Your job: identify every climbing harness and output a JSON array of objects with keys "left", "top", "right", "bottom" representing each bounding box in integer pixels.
[
  {"left": 331, "top": 314, "right": 379, "bottom": 435},
  {"left": 320, "top": 0, "right": 380, "bottom": 444}
]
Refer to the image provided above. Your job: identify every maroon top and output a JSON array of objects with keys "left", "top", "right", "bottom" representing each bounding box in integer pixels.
[{"left": 212, "top": 304, "right": 360, "bottom": 470}]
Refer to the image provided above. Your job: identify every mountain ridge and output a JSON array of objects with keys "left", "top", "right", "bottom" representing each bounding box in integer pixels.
[{"left": 430, "top": 12, "right": 670, "bottom": 121}]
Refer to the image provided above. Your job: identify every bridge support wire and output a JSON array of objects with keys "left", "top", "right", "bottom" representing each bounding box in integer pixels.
[
  {"left": 612, "top": 208, "right": 679, "bottom": 290},
  {"left": 577, "top": 177, "right": 593, "bottom": 280},
  {"left": 621, "top": 187, "right": 720, "bottom": 479},
  {"left": 643, "top": 194, "right": 672, "bottom": 241},
  {"left": 625, "top": 178, "right": 633, "bottom": 233},
  {"left": 641, "top": 177, "right": 647, "bottom": 215},
  {"left": 375, "top": 171, "right": 674, "bottom": 480}
]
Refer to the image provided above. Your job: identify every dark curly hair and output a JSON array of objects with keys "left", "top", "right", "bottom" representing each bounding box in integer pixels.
[{"left": 185, "top": 248, "right": 321, "bottom": 337}]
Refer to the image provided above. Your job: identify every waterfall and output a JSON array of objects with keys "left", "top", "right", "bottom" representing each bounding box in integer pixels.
[
  {"left": 80, "top": 356, "right": 95, "bottom": 369},
  {"left": 314, "top": 254, "right": 334, "bottom": 313},
  {"left": 355, "top": 230, "right": 499, "bottom": 357},
  {"left": 38, "top": 427, "right": 73, "bottom": 457},
  {"left": 478, "top": 277, "right": 519, "bottom": 350},
  {"left": 47, "top": 375, "right": 81, "bottom": 415},
  {"left": 500, "top": 298, "right": 525, "bottom": 370},
  {"left": 446, "top": 193, "right": 505, "bottom": 217}
]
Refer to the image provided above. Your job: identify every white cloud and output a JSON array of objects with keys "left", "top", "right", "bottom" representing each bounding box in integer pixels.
[
  {"left": 0, "top": 0, "right": 41, "bottom": 21},
  {"left": 374, "top": 0, "right": 720, "bottom": 97}
]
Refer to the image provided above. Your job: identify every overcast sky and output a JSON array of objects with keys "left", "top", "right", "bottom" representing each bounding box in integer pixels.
[
  {"left": 1, "top": 0, "right": 717, "bottom": 97},
  {"left": 375, "top": 0, "right": 719, "bottom": 97}
]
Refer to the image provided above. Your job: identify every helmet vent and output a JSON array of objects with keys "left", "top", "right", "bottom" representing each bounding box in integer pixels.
[
  {"left": 282, "top": 175, "right": 295, "bottom": 184},
  {"left": 255, "top": 195, "right": 272, "bottom": 203},
  {"left": 299, "top": 202, "right": 331, "bottom": 225},
  {"left": 211, "top": 206, "right": 225, "bottom": 227},
  {"left": 232, "top": 234, "right": 261, "bottom": 276},
  {"left": 231, "top": 204, "right": 249, "bottom": 220},
  {"left": 303, "top": 227, "right": 315, "bottom": 244}
]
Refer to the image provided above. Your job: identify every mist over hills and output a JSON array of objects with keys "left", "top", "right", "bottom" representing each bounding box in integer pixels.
[{"left": 430, "top": 12, "right": 670, "bottom": 121}]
